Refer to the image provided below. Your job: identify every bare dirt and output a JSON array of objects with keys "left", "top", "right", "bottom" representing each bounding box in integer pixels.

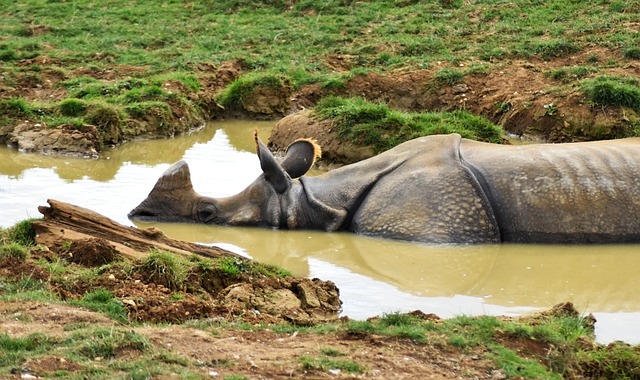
[{"left": 0, "top": 302, "right": 500, "bottom": 379}]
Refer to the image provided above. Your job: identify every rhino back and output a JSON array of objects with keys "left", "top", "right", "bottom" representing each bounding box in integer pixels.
[
  {"left": 461, "top": 138, "right": 640, "bottom": 243},
  {"left": 347, "top": 134, "right": 500, "bottom": 244}
]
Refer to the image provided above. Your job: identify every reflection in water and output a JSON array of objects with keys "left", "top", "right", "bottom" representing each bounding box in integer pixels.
[
  {"left": 0, "top": 120, "right": 274, "bottom": 225},
  {"left": 1, "top": 120, "right": 640, "bottom": 344},
  {"left": 135, "top": 222, "right": 640, "bottom": 313}
]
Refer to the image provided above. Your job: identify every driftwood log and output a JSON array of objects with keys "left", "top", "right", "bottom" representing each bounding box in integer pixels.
[{"left": 33, "top": 199, "right": 241, "bottom": 260}]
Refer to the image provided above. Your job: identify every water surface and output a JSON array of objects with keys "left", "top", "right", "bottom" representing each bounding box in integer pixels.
[{"left": 1, "top": 120, "right": 638, "bottom": 344}]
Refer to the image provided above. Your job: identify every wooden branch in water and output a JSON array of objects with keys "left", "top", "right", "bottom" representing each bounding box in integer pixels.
[{"left": 33, "top": 199, "right": 240, "bottom": 260}]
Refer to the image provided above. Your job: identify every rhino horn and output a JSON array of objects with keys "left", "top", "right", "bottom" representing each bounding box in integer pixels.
[
  {"left": 152, "top": 160, "right": 195, "bottom": 193},
  {"left": 128, "top": 160, "right": 198, "bottom": 220}
]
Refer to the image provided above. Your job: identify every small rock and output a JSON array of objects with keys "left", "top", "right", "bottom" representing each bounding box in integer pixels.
[
  {"left": 122, "top": 299, "right": 136, "bottom": 307},
  {"left": 491, "top": 369, "right": 507, "bottom": 379},
  {"left": 452, "top": 84, "right": 469, "bottom": 94}
]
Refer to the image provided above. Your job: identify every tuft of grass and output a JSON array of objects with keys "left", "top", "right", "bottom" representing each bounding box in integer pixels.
[
  {"left": 85, "top": 102, "right": 123, "bottom": 143},
  {"left": 124, "top": 101, "right": 171, "bottom": 119},
  {"left": 0, "top": 276, "right": 56, "bottom": 303},
  {"left": 214, "top": 256, "right": 291, "bottom": 278},
  {"left": 344, "top": 320, "right": 376, "bottom": 336},
  {"left": 576, "top": 341, "right": 640, "bottom": 380},
  {"left": 379, "top": 311, "right": 420, "bottom": 327},
  {"left": 152, "top": 73, "right": 201, "bottom": 92},
  {"left": 215, "top": 73, "right": 290, "bottom": 109},
  {"left": 489, "top": 344, "right": 562, "bottom": 379},
  {"left": 120, "top": 85, "right": 168, "bottom": 104},
  {"left": 58, "top": 98, "right": 88, "bottom": 117},
  {"left": 547, "top": 66, "right": 596, "bottom": 83},
  {"left": 135, "top": 249, "right": 190, "bottom": 291},
  {"left": 435, "top": 68, "right": 465, "bottom": 85},
  {"left": 0, "top": 332, "right": 57, "bottom": 367},
  {"left": 320, "top": 347, "right": 345, "bottom": 357},
  {"left": 535, "top": 40, "right": 581, "bottom": 60},
  {"left": 0, "top": 243, "right": 28, "bottom": 260},
  {"left": 70, "top": 327, "right": 149, "bottom": 359},
  {"left": 0, "top": 97, "right": 33, "bottom": 118},
  {"left": 314, "top": 96, "right": 503, "bottom": 152},
  {"left": 581, "top": 75, "right": 640, "bottom": 111},
  {"left": 71, "top": 289, "right": 129, "bottom": 323},
  {"left": 70, "top": 82, "right": 121, "bottom": 99},
  {"left": 321, "top": 75, "right": 349, "bottom": 91},
  {"left": 623, "top": 47, "right": 640, "bottom": 60},
  {"left": 299, "top": 355, "right": 365, "bottom": 374},
  {"left": 444, "top": 315, "right": 501, "bottom": 348},
  {"left": 0, "top": 48, "right": 19, "bottom": 62},
  {"left": 3, "top": 219, "right": 38, "bottom": 246}
]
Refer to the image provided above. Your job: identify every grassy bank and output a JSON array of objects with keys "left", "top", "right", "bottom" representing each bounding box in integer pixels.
[
  {"left": 2, "top": 1, "right": 637, "bottom": 74},
  {"left": 1, "top": 0, "right": 640, "bottom": 151}
]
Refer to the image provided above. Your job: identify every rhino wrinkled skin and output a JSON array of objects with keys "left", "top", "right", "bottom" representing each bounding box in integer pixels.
[{"left": 129, "top": 132, "right": 640, "bottom": 244}]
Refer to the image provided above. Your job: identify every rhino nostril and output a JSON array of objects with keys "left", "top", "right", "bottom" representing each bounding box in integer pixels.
[{"left": 128, "top": 209, "right": 156, "bottom": 218}]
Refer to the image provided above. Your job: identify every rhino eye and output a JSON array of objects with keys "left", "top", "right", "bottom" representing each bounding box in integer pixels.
[{"left": 197, "top": 204, "right": 217, "bottom": 223}]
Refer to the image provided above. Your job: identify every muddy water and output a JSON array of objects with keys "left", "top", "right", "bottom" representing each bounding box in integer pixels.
[{"left": 1, "top": 120, "right": 639, "bottom": 344}]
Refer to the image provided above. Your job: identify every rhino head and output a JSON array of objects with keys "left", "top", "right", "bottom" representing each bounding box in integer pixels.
[{"left": 128, "top": 130, "right": 321, "bottom": 227}]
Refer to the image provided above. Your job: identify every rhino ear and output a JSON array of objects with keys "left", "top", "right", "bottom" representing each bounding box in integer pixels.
[
  {"left": 280, "top": 138, "right": 322, "bottom": 179},
  {"left": 254, "top": 130, "right": 289, "bottom": 193}
]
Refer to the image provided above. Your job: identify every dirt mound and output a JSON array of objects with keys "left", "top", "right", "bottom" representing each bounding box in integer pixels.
[
  {"left": 24, "top": 200, "right": 344, "bottom": 325},
  {"left": 221, "top": 277, "right": 342, "bottom": 325},
  {"left": 5, "top": 122, "right": 101, "bottom": 158},
  {"left": 268, "top": 110, "right": 375, "bottom": 164},
  {"left": 0, "top": 256, "right": 50, "bottom": 282},
  {"left": 4, "top": 245, "right": 342, "bottom": 326},
  {"left": 64, "top": 238, "right": 122, "bottom": 266}
]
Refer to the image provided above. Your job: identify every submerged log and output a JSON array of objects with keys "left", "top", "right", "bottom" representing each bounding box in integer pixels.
[{"left": 33, "top": 199, "right": 240, "bottom": 260}]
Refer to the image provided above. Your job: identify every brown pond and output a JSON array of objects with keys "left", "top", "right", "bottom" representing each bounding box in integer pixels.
[{"left": 1, "top": 120, "right": 639, "bottom": 344}]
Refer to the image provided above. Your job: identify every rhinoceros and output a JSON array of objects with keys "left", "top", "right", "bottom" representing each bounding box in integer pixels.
[{"left": 129, "top": 131, "right": 640, "bottom": 244}]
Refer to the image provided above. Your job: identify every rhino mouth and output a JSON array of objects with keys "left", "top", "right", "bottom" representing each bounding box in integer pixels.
[{"left": 127, "top": 208, "right": 158, "bottom": 221}]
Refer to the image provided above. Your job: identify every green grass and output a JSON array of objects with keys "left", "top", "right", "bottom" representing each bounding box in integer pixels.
[
  {"left": 1, "top": 219, "right": 37, "bottom": 246},
  {"left": 59, "top": 98, "right": 88, "bottom": 117},
  {"left": 314, "top": 96, "right": 504, "bottom": 152},
  {"left": 299, "top": 355, "right": 365, "bottom": 374},
  {"left": 1, "top": 0, "right": 638, "bottom": 146},
  {"left": 434, "top": 68, "right": 465, "bottom": 85},
  {"left": 0, "top": 97, "right": 33, "bottom": 119},
  {"left": 71, "top": 289, "right": 129, "bottom": 324},
  {"left": 3, "top": 1, "right": 634, "bottom": 74},
  {"left": 134, "top": 249, "right": 191, "bottom": 291},
  {"left": 0, "top": 332, "right": 57, "bottom": 367},
  {"left": 0, "top": 242, "right": 28, "bottom": 260},
  {"left": 321, "top": 309, "right": 629, "bottom": 379},
  {"left": 547, "top": 66, "right": 597, "bottom": 83},
  {"left": 215, "top": 73, "right": 291, "bottom": 111},
  {"left": 489, "top": 344, "right": 562, "bottom": 379},
  {"left": 213, "top": 255, "right": 292, "bottom": 278},
  {"left": 581, "top": 75, "right": 640, "bottom": 111},
  {"left": 70, "top": 327, "right": 149, "bottom": 359}
]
